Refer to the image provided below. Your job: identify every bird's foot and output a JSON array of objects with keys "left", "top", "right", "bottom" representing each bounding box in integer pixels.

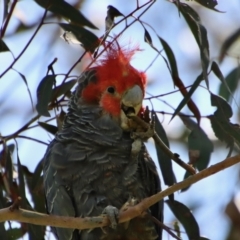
[
  {"left": 131, "top": 123, "right": 154, "bottom": 141},
  {"left": 120, "top": 196, "right": 138, "bottom": 212},
  {"left": 120, "top": 197, "right": 139, "bottom": 229},
  {"left": 130, "top": 117, "right": 154, "bottom": 158},
  {"left": 102, "top": 205, "right": 119, "bottom": 229}
]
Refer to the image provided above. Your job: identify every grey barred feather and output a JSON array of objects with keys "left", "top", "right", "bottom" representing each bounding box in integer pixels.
[{"left": 43, "top": 69, "right": 163, "bottom": 240}]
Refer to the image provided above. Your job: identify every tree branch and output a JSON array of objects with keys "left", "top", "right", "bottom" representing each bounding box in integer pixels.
[
  {"left": 130, "top": 115, "right": 196, "bottom": 175},
  {"left": 0, "top": 9, "right": 48, "bottom": 78},
  {"left": 0, "top": 154, "right": 239, "bottom": 230},
  {"left": 0, "top": 0, "right": 18, "bottom": 38}
]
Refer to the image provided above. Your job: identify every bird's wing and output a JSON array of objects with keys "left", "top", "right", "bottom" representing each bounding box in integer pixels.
[
  {"left": 43, "top": 140, "right": 79, "bottom": 240},
  {"left": 139, "top": 145, "right": 163, "bottom": 239}
]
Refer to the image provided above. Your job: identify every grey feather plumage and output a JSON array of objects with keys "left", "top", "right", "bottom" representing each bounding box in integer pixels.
[{"left": 43, "top": 69, "right": 163, "bottom": 240}]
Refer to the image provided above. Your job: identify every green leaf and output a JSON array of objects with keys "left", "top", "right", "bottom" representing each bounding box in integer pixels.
[
  {"left": 211, "top": 61, "right": 234, "bottom": 103},
  {"left": 194, "top": 0, "right": 218, "bottom": 9},
  {"left": 182, "top": 170, "right": 192, "bottom": 192},
  {"left": 36, "top": 75, "right": 56, "bottom": 117},
  {"left": 13, "top": 68, "right": 34, "bottom": 110},
  {"left": 22, "top": 163, "right": 45, "bottom": 238},
  {"left": 8, "top": 144, "right": 15, "bottom": 154},
  {"left": 180, "top": 115, "right": 213, "bottom": 191},
  {"left": 0, "top": 185, "right": 6, "bottom": 207},
  {"left": 7, "top": 227, "right": 25, "bottom": 240},
  {"left": 31, "top": 160, "right": 43, "bottom": 191},
  {"left": 176, "top": 3, "right": 209, "bottom": 86},
  {"left": 159, "top": 36, "right": 201, "bottom": 123},
  {"left": 144, "top": 27, "right": 153, "bottom": 46},
  {"left": 0, "top": 225, "right": 6, "bottom": 238},
  {"left": 38, "top": 121, "right": 58, "bottom": 135},
  {"left": 28, "top": 224, "right": 45, "bottom": 240},
  {"left": 107, "top": 5, "right": 124, "bottom": 19},
  {"left": 0, "top": 144, "right": 15, "bottom": 160},
  {"left": 21, "top": 165, "right": 33, "bottom": 178},
  {"left": 166, "top": 200, "right": 200, "bottom": 240},
  {"left": 0, "top": 39, "right": 10, "bottom": 52},
  {"left": 30, "top": 162, "right": 45, "bottom": 213},
  {"left": 60, "top": 23, "right": 99, "bottom": 53},
  {"left": 219, "top": 28, "right": 240, "bottom": 62},
  {"left": 30, "top": 174, "right": 45, "bottom": 213},
  {"left": 35, "top": 0, "right": 97, "bottom": 29},
  {"left": 211, "top": 93, "right": 232, "bottom": 119},
  {"left": 209, "top": 115, "right": 234, "bottom": 149},
  {"left": 171, "top": 73, "right": 203, "bottom": 121},
  {"left": 17, "top": 155, "right": 27, "bottom": 208},
  {"left": 218, "top": 67, "right": 240, "bottom": 102},
  {"left": 0, "top": 187, "right": 7, "bottom": 239},
  {"left": 209, "top": 94, "right": 240, "bottom": 149},
  {"left": 51, "top": 79, "right": 77, "bottom": 101},
  {"left": 105, "top": 5, "right": 124, "bottom": 31},
  {"left": 188, "top": 128, "right": 213, "bottom": 170},
  {"left": 211, "top": 61, "right": 225, "bottom": 82},
  {"left": 159, "top": 37, "right": 179, "bottom": 78},
  {"left": 180, "top": 115, "right": 213, "bottom": 170},
  {"left": 0, "top": 144, "right": 15, "bottom": 192},
  {"left": 5, "top": 145, "right": 14, "bottom": 191},
  {"left": 154, "top": 112, "right": 176, "bottom": 186},
  {"left": 22, "top": 164, "right": 45, "bottom": 212}
]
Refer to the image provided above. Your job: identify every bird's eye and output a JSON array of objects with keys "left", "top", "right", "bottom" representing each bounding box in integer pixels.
[{"left": 107, "top": 86, "right": 115, "bottom": 94}]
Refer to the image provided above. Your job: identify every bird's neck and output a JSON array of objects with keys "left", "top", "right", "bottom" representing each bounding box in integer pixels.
[{"left": 57, "top": 92, "right": 132, "bottom": 146}]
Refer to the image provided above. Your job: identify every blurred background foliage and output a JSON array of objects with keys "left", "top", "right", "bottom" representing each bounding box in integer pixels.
[{"left": 1, "top": 0, "right": 240, "bottom": 239}]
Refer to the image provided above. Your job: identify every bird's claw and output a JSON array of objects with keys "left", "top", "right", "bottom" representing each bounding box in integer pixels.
[
  {"left": 131, "top": 123, "right": 154, "bottom": 141},
  {"left": 120, "top": 196, "right": 138, "bottom": 211},
  {"left": 120, "top": 197, "right": 138, "bottom": 229},
  {"left": 102, "top": 205, "right": 119, "bottom": 229}
]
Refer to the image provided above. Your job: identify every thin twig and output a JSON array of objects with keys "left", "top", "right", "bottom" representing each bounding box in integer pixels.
[
  {"left": 0, "top": 9, "right": 48, "bottom": 78},
  {"left": 0, "top": 115, "right": 40, "bottom": 144},
  {"left": 145, "top": 85, "right": 193, "bottom": 100},
  {"left": 149, "top": 215, "right": 181, "bottom": 240},
  {"left": 0, "top": 0, "right": 18, "bottom": 38},
  {"left": 153, "top": 111, "right": 209, "bottom": 119},
  {"left": 0, "top": 154, "right": 239, "bottom": 229},
  {"left": 61, "top": 1, "right": 154, "bottom": 84},
  {"left": 17, "top": 135, "right": 48, "bottom": 145},
  {"left": 130, "top": 115, "right": 196, "bottom": 175},
  {"left": 83, "top": 0, "right": 155, "bottom": 70}
]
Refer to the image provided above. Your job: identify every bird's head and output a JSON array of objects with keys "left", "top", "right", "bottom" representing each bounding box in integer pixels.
[{"left": 79, "top": 43, "right": 146, "bottom": 130}]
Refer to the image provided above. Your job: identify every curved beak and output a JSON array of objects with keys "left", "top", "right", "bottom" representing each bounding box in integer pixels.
[{"left": 121, "top": 85, "right": 143, "bottom": 116}]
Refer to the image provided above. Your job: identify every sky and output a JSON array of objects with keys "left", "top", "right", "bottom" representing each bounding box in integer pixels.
[{"left": 1, "top": 0, "right": 240, "bottom": 239}]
